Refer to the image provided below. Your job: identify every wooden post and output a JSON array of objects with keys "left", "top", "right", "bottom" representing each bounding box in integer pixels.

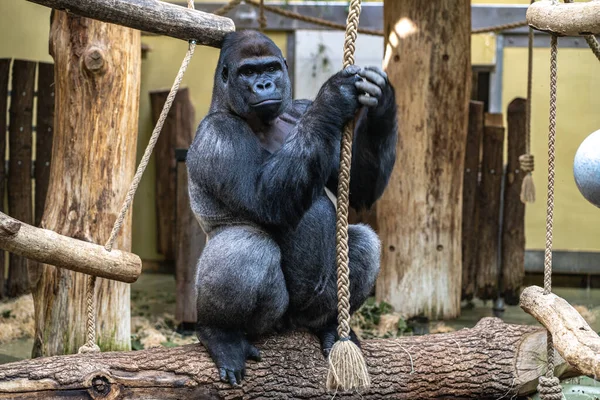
[
  {"left": 175, "top": 151, "right": 205, "bottom": 329},
  {"left": 25, "top": 0, "right": 235, "bottom": 47},
  {"left": 0, "top": 59, "right": 9, "bottom": 299},
  {"left": 34, "top": 63, "right": 55, "bottom": 227},
  {"left": 475, "top": 116, "right": 504, "bottom": 300},
  {"left": 501, "top": 98, "right": 527, "bottom": 305},
  {"left": 150, "top": 88, "right": 195, "bottom": 262},
  {"left": 0, "top": 319, "right": 579, "bottom": 399},
  {"left": 461, "top": 101, "right": 484, "bottom": 301},
  {"left": 7, "top": 60, "right": 36, "bottom": 298},
  {"left": 376, "top": 0, "right": 471, "bottom": 319},
  {"left": 31, "top": 12, "right": 140, "bottom": 357}
]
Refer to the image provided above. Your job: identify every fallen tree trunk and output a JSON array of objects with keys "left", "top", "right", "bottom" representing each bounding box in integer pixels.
[
  {"left": 0, "top": 318, "right": 578, "bottom": 399},
  {"left": 0, "top": 211, "right": 141, "bottom": 284},
  {"left": 521, "top": 285, "right": 600, "bottom": 379},
  {"left": 527, "top": 0, "right": 600, "bottom": 36},
  {"left": 25, "top": 0, "right": 235, "bottom": 47}
]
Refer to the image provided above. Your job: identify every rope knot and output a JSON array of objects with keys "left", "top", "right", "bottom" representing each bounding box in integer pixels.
[
  {"left": 78, "top": 343, "right": 101, "bottom": 354},
  {"left": 537, "top": 376, "right": 562, "bottom": 400},
  {"left": 519, "top": 154, "right": 535, "bottom": 173}
]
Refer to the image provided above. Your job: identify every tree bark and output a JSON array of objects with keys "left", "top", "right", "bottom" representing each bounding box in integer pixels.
[
  {"left": 376, "top": 0, "right": 471, "bottom": 319},
  {"left": 31, "top": 12, "right": 140, "bottom": 357},
  {"left": 0, "top": 59, "right": 9, "bottom": 300},
  {"left": 475, "top": 120, "right": 504, "bottom": 300},
  {"left": 527, "top": 0, "right": 600, "bottom": 36},
  {"left": 461, "top": 101, "right": 484, "bottom": 301},
  {"left": 501, "top": 98, "right": 527, "bottom": 305},
  {"left": 0, "top": 318, "right": 578, "bottom": 399},
  {"left": 25, "top": 0, "right": 234, "bottom": 47}
]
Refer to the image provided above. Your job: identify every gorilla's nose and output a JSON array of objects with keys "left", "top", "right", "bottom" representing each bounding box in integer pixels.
[{"left": 254, "top": 80, "right": 275, "bottom": 95}]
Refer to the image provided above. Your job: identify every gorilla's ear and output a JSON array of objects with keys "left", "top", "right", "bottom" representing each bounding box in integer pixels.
[
  {"left": 221, "top": 66, "right": 229, "bottom": 83},
  {"left": 283, "top": 58, "right": 289, "bottom": 70}
]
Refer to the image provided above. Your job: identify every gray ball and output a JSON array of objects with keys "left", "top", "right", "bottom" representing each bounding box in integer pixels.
[{"left": 573, "top": 129, "right": 600, "bottom": 208}]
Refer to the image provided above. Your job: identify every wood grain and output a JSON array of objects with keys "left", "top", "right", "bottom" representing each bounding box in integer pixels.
[
  {"left": 0, "top": 59, "right": 10, "bottom": 299},
  {"left": 527, "top": 0, "right": 600, "bottom": 36}
]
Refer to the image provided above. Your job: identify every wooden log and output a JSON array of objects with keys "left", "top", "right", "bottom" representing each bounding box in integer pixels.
[
  {"left": 150, "top": 88, "right": 195, "bottom": 262},
  {"left": 34, "top": 62, "right": 55, "bottom": 227},
  {"left": 175, "top": 155, "right": 205, "bottom": 328},
  {"left": 462, "top": 101, "right": 484, "bottom": 301},
  {"left": 0, "top": 318, "right": 579, "bottom": 399},
  {"left": 527, "top": 0, "right": 600, "bottom": 36},
  {"left": 7, "top": 60, "right": 35, "bottom": 298},
  {"left": 521, "top": 285, "right": 600, "bottom": 379},
  {"left": 501, "top": 98, "right": 527, "bottom": 306},
  {"left": 376, "top": 0, "right": 471, "bottom": 319},
  {"left": 30, "top": 11, "right": 140, "bottom": 357},
  {"left": 0, "top": 59, "right": 9, "bottom": 300},
  {"left": 475, "top": 117, "right": 504, "bottom": 300},
  {"left": 25, "top": 0, "right": 235, "bottom": 48},
  {"left": 0, "top": 212, "right": 141, "bottom": 283}
]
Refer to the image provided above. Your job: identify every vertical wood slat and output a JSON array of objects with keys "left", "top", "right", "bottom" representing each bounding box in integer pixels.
[
  {"left": 176, "top": 156, "right": 205, "bottom": 329},
  {"left": 150, "top": 88, "right": 194, "bottom": 263},
  {"left": 501, "top": 98, "right": 527, "bottom": 305},
  {"left": 0, "top": 59, "right": 10, "bottom": 299},
  {"left": 461, "top": 101, "right": 484, "bottom": 302},
  {"left": 7, "top": 60, "right": 36, "bottom": 297},
  {"left": 475, "top": 114, "right": 505, "bottom": 301},
  {"left": 35, "top": 62, "right": 55, "bottom": 227}
]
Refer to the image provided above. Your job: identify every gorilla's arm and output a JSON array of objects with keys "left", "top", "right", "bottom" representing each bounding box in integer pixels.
[
  {"left": 187, "top": 97, "right": 350, "bottom": 229},
  {"left": 327, "top": 79, "right": 398, "bottom": 210}
]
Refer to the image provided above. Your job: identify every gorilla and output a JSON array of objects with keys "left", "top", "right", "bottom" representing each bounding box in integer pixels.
[{"left": 186, "top": 30, "right": 397, "bottom": 386}]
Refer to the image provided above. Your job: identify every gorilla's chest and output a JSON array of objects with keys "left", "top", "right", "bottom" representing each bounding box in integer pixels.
[{"left": 255, "top": 113, "right": 298, "bottom": 154}]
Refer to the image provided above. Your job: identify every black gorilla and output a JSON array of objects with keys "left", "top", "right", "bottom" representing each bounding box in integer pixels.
[{"left": 186, "top": 30, "right": 397, "bottom": 386}]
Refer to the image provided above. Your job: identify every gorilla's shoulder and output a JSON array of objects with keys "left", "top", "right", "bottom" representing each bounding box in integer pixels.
[{"left": 279, "top": 99, "right": 313, "bottom": 123}]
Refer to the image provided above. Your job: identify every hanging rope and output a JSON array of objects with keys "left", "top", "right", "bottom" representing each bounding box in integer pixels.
[
  {"left": 536, "top": 33, "right": 563, "bottom": 400},
  {"left": 213, "top": 0, "right": 242, "bottom": 16},
  {"left": 520, "top": 0, "right": 536, "bottom": 204},
  {"left": 258, "top": 0, "right": 267, "bottom": 32},
  {"left": 326, "top": 0, "right": 370, "bottom": 392},
  {"left": 78, "top": 0, "right": 198, "bottom": 354}
]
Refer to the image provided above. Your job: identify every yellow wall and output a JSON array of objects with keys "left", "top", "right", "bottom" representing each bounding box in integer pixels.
[{"left": 0, "top": 1, "right": 598, "bottom": 258}]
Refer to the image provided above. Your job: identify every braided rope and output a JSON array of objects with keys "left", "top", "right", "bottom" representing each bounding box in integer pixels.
[
  {"left": 536, "top": 33, "right": 562, "bottom": 400},
  {"left": 520, "top": 0, "right": 536, "bottom": 203},
  {"left": 335, "top": 0, "right": 360, "bottom": 342},
  {"left": 258, "top": 0, "right": 267, "bottom": 31},
  {"left": 213, "top": 0, "right": 243, "bottom": 16},
  {"left": 471, "top": 20, "right": 529, "bottom": 34},
  {"left": 80, "top": 0, "right": 197, "bottom": 353}
]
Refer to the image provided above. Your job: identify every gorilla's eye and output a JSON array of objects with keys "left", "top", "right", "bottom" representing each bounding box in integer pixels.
[
  {"left": 240, "top": 67, "right": 255, "bottom": 77},
  {"left": 266, "top": 66, "right": 276, "bottom": 73}
]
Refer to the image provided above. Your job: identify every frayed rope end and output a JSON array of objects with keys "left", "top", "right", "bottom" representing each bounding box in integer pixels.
[
  {"left": 520, "top": 172, "right": 536, "bottom": 203},
  {"left": 326, "top": 339, "right": 371, "bottom": 392}
]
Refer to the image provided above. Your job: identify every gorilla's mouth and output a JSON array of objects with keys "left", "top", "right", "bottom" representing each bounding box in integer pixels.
[{"left": 251, "top": 99, "right": 282, "bottom": 107}]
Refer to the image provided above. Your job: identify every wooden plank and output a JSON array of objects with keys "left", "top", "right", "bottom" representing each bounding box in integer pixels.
[
  {"left": 150, "top": 88, "right": 194, "bottom": 262},
  {"left": 34, "top": 62, "right": 55, "bottom": 227},
  {"left": 25, "top": 0, "right": 235, "bottom": 48},
  {"left": 176, "top": 160, "right": 205, "bottom": 329},
  {"left": 0, "top": 59, "right": 10, "bottom": 299},
  {"left": 7, "top": 60, "right": 35, "bottom": 298},
  {"left": 475, "top": 117, "right": 504, "bottom": 300},
  {"left": 501, "top": 98, "right": 527, "bottom": 305},
  {"left": 461, "top": 101, "right": 484, "bottom": 301}
]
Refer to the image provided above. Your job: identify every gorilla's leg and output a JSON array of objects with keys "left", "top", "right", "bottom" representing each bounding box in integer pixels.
[
  {"left": 195, "top": 225, "right": 288, "bottom": 385},
  {"left": 284, "top": 222, "right": 380, "bottom": 357}
]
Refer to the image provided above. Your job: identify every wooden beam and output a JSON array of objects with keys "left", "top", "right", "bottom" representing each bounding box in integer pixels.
[
  {"left": 527, "top": 0, "right": 600, "bottom": 36},
  {"left": 25, "top": 0, "right": 235, "bottom": 48},
  {"left": 521, "top": 285, "right": 600, "bottom": 379},
  {"left": 0, "top": 212, "right": 141, "bottom": 284},
  {"left": 0, "top": 318, "right": 580, "bottom": 399},
  {"left": 0, "top": 59, "right": 10, "bottom": 300}
]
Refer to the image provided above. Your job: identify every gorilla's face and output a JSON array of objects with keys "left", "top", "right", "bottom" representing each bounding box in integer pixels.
[{"left": 217, "top": 31, "right": 292, "bottom": 122}]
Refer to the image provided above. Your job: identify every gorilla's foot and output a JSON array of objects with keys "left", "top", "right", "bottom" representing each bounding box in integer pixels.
[
  {"left": 196, "top": 326, "right": 261, "bottom": 386},
  {"left": 315, "top": 324, "right": 361, "bottom": 358}
]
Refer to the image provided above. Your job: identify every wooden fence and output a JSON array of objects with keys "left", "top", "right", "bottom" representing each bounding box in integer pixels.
[
  {"left": 462, "top": 98, "right": 527, "bottom": 306},
  {"left": 0, "top": 59, "right": 55, "bottom": 299}
]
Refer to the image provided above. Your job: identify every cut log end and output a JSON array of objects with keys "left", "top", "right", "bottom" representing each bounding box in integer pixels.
[{"left": 527, "top": 1, "right": 600, "bottom": 36}]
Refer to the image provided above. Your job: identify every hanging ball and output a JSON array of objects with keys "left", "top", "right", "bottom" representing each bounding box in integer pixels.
[{"left": 573, "top": 129, "right": 600, "bottom": 208}]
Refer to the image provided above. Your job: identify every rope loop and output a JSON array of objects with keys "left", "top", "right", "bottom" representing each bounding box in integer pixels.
[
  {"left": 537, "top": 376, "right": 562, "bottom": 400},
  {"left": 519, "top": 154, "right": 535, "bottom": 173}
]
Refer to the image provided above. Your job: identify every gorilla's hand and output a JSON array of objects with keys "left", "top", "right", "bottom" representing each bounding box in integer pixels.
[
  {"left": 355, "top": 66, "right": 391, "bottom": 112},
  {"left": 316, "top": 65, "right": 362, "bottom": 122}
]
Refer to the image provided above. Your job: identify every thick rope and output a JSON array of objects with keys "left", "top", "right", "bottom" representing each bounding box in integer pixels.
[
  {"left": 79, "top": 0, "right": 197, "bottom": 354},
  {"left": 258, "top": 0, "right": 267, "bottom": 32},
  {"left": 471, "top": 20, "right": 529, "bottom": 34},
  {"left": 536, "top": 33, "right": 562, "bottom": 400},
  {"left": 326, "top": 0, "right": 370, "bottom": 392},
  {"left": 520, "top": 0, "right": 536, "bottom": 203},
  {"left": 213, "top": 0, "right": 243, "bottom": 16}
]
